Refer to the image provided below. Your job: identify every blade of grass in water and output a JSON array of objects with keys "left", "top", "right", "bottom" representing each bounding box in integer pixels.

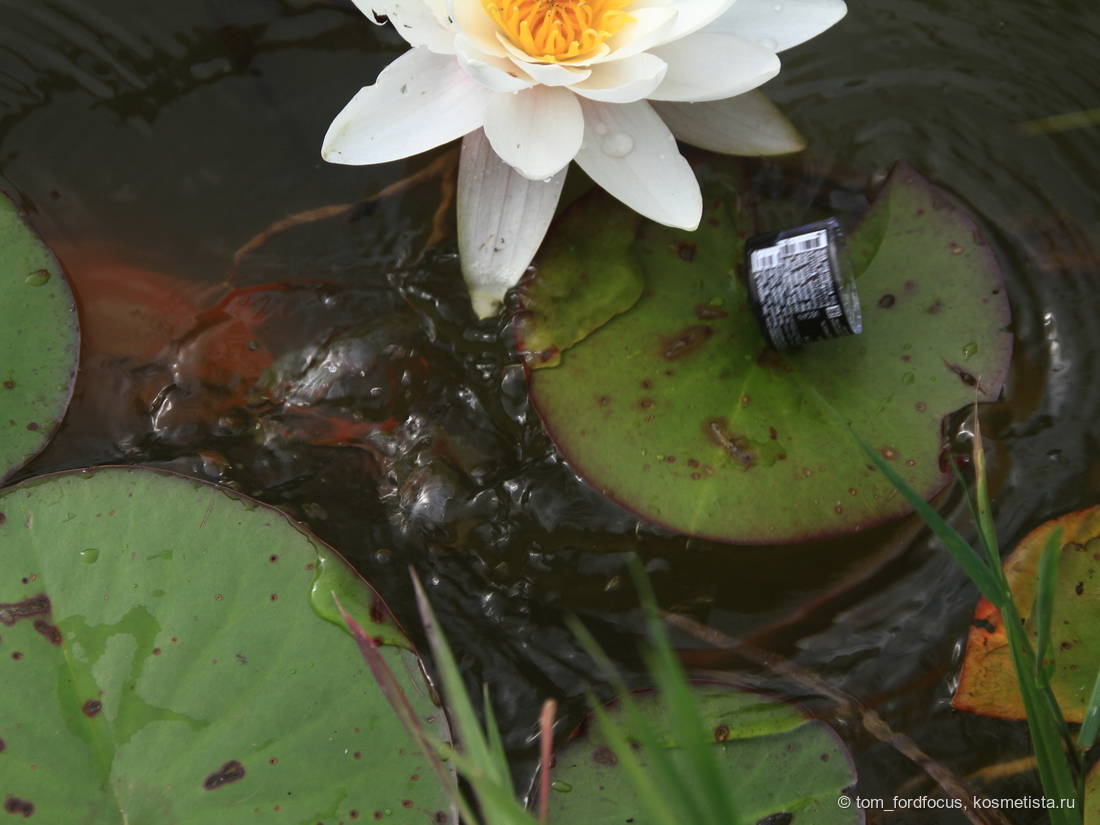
[
  {"left": 1077, "top": 665, "right": 1100, "bottom": 749},
  {"left": 566, "top": 614, "right": 714, "bottom": 825},
  {"left": 411, "top": 570, "right": 498, "bottom": 780},
  {"left": 628, "top": 560, "right": 740, "bottom": 825},
  {"left": 822, "top": 395, "right": 1081, "bottom": 823},
  {"left": 409, "top": 571, "right": 536, "bottom": 825},
  {"left": 821, "top": 402, "right": 1003, "bottom": 605},
  {"left": 1034, "top": 529, "right": 1063, "bottom": 688},
  {"left": 331, "top": 593, "right": 471, "bottom": 825}
]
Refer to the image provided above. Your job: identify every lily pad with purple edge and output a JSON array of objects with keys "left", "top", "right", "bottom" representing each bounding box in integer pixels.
[
  {"left": 518, "top": 161, "right": 1012, "bottom": 544},
  {"left": 545, "top": 683, "right": 860, "bottom": 825},
  {"left": 0, "top": 189, "right": 79, "bottom": 484},
  {"left": 0, "top": 467, "right": 453, "bottom": 824}
]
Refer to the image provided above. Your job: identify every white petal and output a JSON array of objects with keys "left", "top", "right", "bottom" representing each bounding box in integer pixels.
[
  {"left": 571, "top": 53, "right": 667, "bottom": 103},
  {"left": 647, "top": 33, "right": 779, "bottom": 101},
  {"left": 361, "top": 0, "right": 457, "bottom": 53},
  {"left": 458, "top": 129, "right": 567, "bottom": 318},
  {"left": 662, "top": 0, "right": 737, "bottom": 42},
  {"left": 652, "top": 91, "right": 806, "bottom": 155},
  {"left": 451, "top": 0, "right": 508, "bottom": 57},
  {"left": 350, "top": 0, "right": 387, "bottom": 23},
  {"left": 322, "top": 48, "right": 489, "bottom": 165},
  {"left": 513, "top": 58, "right": 591, "bottom": 86},
  {"left": 455, "top": 34, "right": 534, "bottom": 91},
  {"left": 484, "top": 87, "right": 583, "bottom": 179},
  {"left": 599, "top": 6, "right": 678, "bottom": 62},
  {"left": 703, "top": 0, "right": 847, "bottom": 53},
  {"left": 573, "top": 99, "right": 701, "bottom": 230}
]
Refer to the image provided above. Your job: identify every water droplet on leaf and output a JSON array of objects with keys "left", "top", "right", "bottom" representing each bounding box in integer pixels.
[
  {"left": 24, "top": 270, "right": 50, "bottom": 286},
  {"left": 81, "top": 548, "right": 99, "bottom": 564},
  {"left": 963, "top": 342, "right": 978, "bottom": 359}
]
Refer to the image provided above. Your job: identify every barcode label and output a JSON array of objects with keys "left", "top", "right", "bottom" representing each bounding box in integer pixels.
[
  {"left": 744, "top": 218, "right": 861, "bottom": 350},
  {"left": 779, "top": 229, "right": 828, "bottom": 255},
  {"left": 749, "top": 230, "right": 828, "bottom": 274},
  {"left": 751, "top": 248, "right": 779, "bottom": 270}
]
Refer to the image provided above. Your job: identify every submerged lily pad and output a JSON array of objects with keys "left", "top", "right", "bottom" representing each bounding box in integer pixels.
[
  {"left": 0, "top": 190, "right": 79, "bottom": 483},
  {"left": 521, "top": 162, "right": 1011, "bottom": 543},
  {"left": 546, "top": 683, "right": 859, "bottom": 825},
  {"left": 0, "top": 467, "right": 452, "bottom": 824},
  {"left": 954, "top": 505, "right": 1100, "bottom": 722}
]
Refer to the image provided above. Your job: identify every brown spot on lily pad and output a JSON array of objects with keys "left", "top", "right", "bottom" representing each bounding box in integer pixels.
[
  {"left": 942, "top": 359, "right": 988, "bottom": 394},
  {"left": 592, "top": 748, "right": 617, "bottom": 765},
  {"left": 707, "top": 419, "right": 755, "bottom": 468},
  {"left": 203, "top": 761, "right": 246, "bottom": 790},
  {"left": 661, "top": 325, "right": 712, "bottom": 360},
  {"left": 33, "top": 620, "right": 61, "bottom": 645},
  {"left": 0, "top": 595, "right": 51, "bottom": 627},
  {"left": 3, "top": 796, "right": 34, "bottom": 817}
]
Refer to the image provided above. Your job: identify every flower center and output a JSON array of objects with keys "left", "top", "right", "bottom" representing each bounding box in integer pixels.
[{"left": 481, "top": 0, "right": 635, "bottom": 63}]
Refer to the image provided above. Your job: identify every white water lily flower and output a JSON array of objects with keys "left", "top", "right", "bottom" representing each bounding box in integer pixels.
[{"left": 323, "top": 0, "right": 847, "bottom": 317}]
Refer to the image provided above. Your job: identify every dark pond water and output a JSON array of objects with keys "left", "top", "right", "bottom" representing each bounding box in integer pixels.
[{"left": 2, "top": 0, "right": 1099, "bottom": 820}]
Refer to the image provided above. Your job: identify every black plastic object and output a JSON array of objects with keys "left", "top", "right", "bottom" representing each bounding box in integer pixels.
[{"left": 744, "top": 218, "right": 862, "bottom": 350}]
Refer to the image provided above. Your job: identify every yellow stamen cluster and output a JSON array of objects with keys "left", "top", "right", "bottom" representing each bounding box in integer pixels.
[{"left": 482, "top": 0, "right": 635, "bottom": 63}]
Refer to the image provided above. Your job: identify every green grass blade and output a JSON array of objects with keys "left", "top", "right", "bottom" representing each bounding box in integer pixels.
[
  {"left": 587, "top": 699, "right": 683, "bottom": 825},
  {"left": 821, "top": 401, "right": 1004, "bottom": 605},
  {"left": 482, "top": 683, "right": 515, "bottom": 796},
  {"left": 628, "top": 560, "right": 739, "bottom": 825},
  {"left": 1034, "top": 528, "right": 1064, "bottom": 687},
  {"left": 971, "top": 417, "right": 1013, "bottom": 597},
  {"left": 566, "top": 614, "right": 713, "bottom": 825},
  {"left": 1076, "top": 665, "right": 1100, "bottom": 750},
  {"left": 410, "top": 569, "right": 498, "bottom": 781},
  {"left": 332, "top": 593, "right": 474, "bottom": 825},
  {"left": 949, "top": 461, "right": 997, "bottom": 565},
  {"left": 998, "top": 604, "right": 1079, "bottom": 824}
]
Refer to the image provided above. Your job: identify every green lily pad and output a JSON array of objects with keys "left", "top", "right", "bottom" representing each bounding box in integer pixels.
[
  {"left": 546, "top": 683, "right": 859, "bottom": 825},
  {"left": 0, "top": 190, "right": 79, "bottom": 484},
  {"left": 520, "top": 161, "right": 1011, "bottom": 543},
  {"left": 514, "top": 187, "right": 644, "bottom": 369},
  {"left": 954, "top": 504, "right": 1100, "bottom": 722},
  {"left": 1085, "top": 761, "right": 1100, "bottom": 825},
  {"left": 0, "top": 467, "right": 453, "bottom": 824}
]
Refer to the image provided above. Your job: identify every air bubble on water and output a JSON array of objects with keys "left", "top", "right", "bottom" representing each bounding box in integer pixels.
[{"left": 601, "top": 133, "right": 634, "bottom": 158}]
